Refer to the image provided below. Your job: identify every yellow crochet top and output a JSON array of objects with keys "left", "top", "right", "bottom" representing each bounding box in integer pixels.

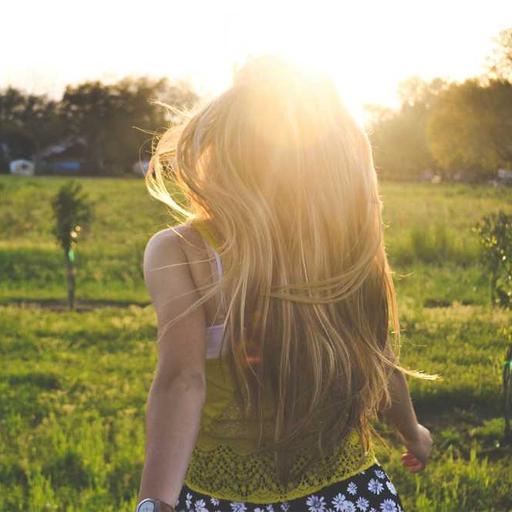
[{"left": 183, "top": 220, "right": 378, "bottom": 503}]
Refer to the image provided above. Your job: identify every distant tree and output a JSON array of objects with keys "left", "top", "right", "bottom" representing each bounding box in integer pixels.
[
  {"left": 0, "top": 77, "right": 198, "bottom": 175},
  {"left": 59, "top": 77, "right": 198, "bottom": 175},
  {"left": 0, "top": 87, "right": 61, "bottom": 169},
  {"left": 486, "top": 27, "right": 512, "bottom": 82},
  {"left": 426, "top": 78, "right": 512, "bottom": 177},
  {"left": 59, "top": 81, "right": 119, "bottom": 175},
  {"left": 369, "top": 107, "right": 433, "bottom": 180},
  {"left": 368, "top": 26, "right": 512, "bottom": 181},
  {"left": 367, "top": 77, "right": 447, "bottom": 180},
  {"left": 20, "top": 94, "right": 63, "bottom": 170},
  {"left": 51, "top": 181, "right": 94, "bottom": 310},
  {"left": 397, "top": 76, "right": 448, "bottom": 109}
]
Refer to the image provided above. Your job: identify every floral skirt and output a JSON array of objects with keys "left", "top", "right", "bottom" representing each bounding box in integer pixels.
[{"left": 175, "top": 462, "right": 404, "bottom": 512}]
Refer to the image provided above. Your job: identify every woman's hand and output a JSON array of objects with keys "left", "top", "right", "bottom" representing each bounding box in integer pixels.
[
  {"left": 400, "top": 423, "right": 433, "bottom": 473},
  {"left": 378, "top": 370, "right": 434, "bottom": 473}
]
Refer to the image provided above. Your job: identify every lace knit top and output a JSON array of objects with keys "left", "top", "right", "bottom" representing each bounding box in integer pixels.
[{"left": 183, "top": 219, "right": 378, "bottom": 503}]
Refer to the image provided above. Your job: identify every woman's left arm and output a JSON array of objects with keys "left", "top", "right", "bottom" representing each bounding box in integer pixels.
[{"left": 137, "top": 228, "right": 207, "bottom": 507}]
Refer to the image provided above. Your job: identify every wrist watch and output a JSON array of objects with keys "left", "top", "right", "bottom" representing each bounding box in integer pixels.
[{"left": 135, "top": 498, "right": 176, "bottom": 512}]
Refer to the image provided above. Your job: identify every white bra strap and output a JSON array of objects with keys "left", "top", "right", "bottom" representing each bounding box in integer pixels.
[
  {"left": 212, "top": 249, "right": 223, "bottom": 280},
  {"left": 209, "top": 246, "right": 226, "bottom": 311}
]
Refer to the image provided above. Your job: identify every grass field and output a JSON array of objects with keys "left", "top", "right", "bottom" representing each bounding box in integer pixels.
[{"left": 1, "top": 175, "right": 512, "bottom": 511}]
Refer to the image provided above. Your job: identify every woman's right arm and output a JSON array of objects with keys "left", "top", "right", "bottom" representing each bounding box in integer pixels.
[{"left": 379, "top": 369, "right": 433, "bottom": 472}]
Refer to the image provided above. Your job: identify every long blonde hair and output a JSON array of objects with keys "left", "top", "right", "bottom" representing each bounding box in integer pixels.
[{"left": 145, "top": 55, "right": 436, "bottom": 486}]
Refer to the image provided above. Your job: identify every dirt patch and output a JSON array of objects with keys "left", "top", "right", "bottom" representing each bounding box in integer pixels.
[
  {"left": 423, "top": 298, "right": 476, "bottom": 308},
  {"left": 1, "top": 298, "right": 151, "bottom": 312}
]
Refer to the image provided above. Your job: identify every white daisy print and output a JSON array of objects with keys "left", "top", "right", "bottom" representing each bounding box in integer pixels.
[
  {"left": 306, "top": 494, "right": 327, "bottom": 512},
  {"left": 178, "top": 464, "right": 403, "bottom": 512},
  {"left": 385, "top": 480, "right": 397, "bottom": 496},
  {"left": 356, "top": 496, "right": 369, "bottom": 511},
  {"left": 347, "top": 482, "right": 358, "bottom": 495},
  {"left": 340, "top": 501, "right": 356, "bottom": 512},
  {"left": 374, "top": 469, "right": 386, "bottom": 480},
  {"left": 368, "top": 478, "right": 384, "bottom": 495},
  {"left": 332, "top": 493, "right": 347, "bottom": 511},
  {"left": 379, "top": 499, "right": 397, "bottom": 512},
  {"left": 194, "top": 499, "right": 209, "bottom": 512}
]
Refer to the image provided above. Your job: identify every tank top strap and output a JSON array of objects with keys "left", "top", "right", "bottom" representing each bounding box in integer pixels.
[{"left": 191, "top": 219, "right": 219, "bottom": 251}]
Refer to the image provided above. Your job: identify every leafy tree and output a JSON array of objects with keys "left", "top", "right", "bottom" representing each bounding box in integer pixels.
[
  {"left": 367, "top": 23, "right": 512, "bottom": 182},
  {"left": 51, "top": 181, "right": 94, "bottom": 310},
  {"left": 473, "top": 210, "right": 512, "bottom": 308},
  {"left": 367, "top": 77, "right": 447, "bottom": 180},
  {"left": 1, "top": 77, "right": 198, "bottom": 175},
  {"left": 397, "top": 76, "right": 448, "bottom": 109},
  {"left": 0, "top": 87, "right": 62, "bottom": 170},
  {"left": 426, "top": 79, "right": 512, "bottom": 177},
  {"left": 486, "top": 27, "right": 512, "bottom": 82},
  {"left": 59, "top": 77, "right": 198, "bottom": 175}
]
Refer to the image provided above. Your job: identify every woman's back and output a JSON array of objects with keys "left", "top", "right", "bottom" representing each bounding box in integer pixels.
[
  {"left": 137, "top": 56, "right": 433, "bottom": 512},
  {"left": 178, "top": 219, "right": 379, "bottom": 504}
]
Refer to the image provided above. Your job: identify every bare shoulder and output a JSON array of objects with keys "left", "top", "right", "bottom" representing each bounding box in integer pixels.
[
  {"left": 144, "top": 223, "right": 201, "bottom": 267},
  {"left": 143, "top": 224, "right": 209, "bottom": 383},
  {"left": 143, "top": 223, "right": 208, "bottom": 314}
]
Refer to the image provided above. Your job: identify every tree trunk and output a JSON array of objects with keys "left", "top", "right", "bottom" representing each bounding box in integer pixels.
[{"left": 66, "top": 252, "right": 76, "bottom": 311}]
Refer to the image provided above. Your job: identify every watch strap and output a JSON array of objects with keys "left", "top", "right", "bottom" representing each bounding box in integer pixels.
[{"left": 136, "top": 498, "right": 176, "bottom": 512}]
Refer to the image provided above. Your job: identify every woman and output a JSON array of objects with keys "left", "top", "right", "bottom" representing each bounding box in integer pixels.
[{"left": 136, "top": 56, "right": 435, "bottom": 512}]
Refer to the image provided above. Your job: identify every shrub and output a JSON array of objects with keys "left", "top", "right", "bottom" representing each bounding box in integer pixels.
[{"left": 473, "top": 210, "right": 512, "bottom": 308}]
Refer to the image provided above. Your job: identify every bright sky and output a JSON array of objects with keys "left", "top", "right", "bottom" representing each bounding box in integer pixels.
[{"left": 1, "top": 0, "right": 510, "bottom": 121}]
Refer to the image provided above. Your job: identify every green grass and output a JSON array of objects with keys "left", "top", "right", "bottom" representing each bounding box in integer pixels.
[
  {"left": 0, "top": 305, "right": 155, "bottom": 511},
  {"left": 1, "top": 175, "right": 512, "bottom": 511}
]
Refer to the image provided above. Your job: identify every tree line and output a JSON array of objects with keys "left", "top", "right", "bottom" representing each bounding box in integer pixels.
[
  {"left": 0, "top": 76, "right": 197, "bottom": 175},
  {"left": 1, "top": 27, "right": 511, "bottom": 180},
  {"left": 367, "top": 27, "right": 512, "bottom": 181}
]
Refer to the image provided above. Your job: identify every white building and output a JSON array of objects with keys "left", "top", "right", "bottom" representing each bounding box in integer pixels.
[{"left": 9, "top": 159, "right": 35, "bottom": 176}]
